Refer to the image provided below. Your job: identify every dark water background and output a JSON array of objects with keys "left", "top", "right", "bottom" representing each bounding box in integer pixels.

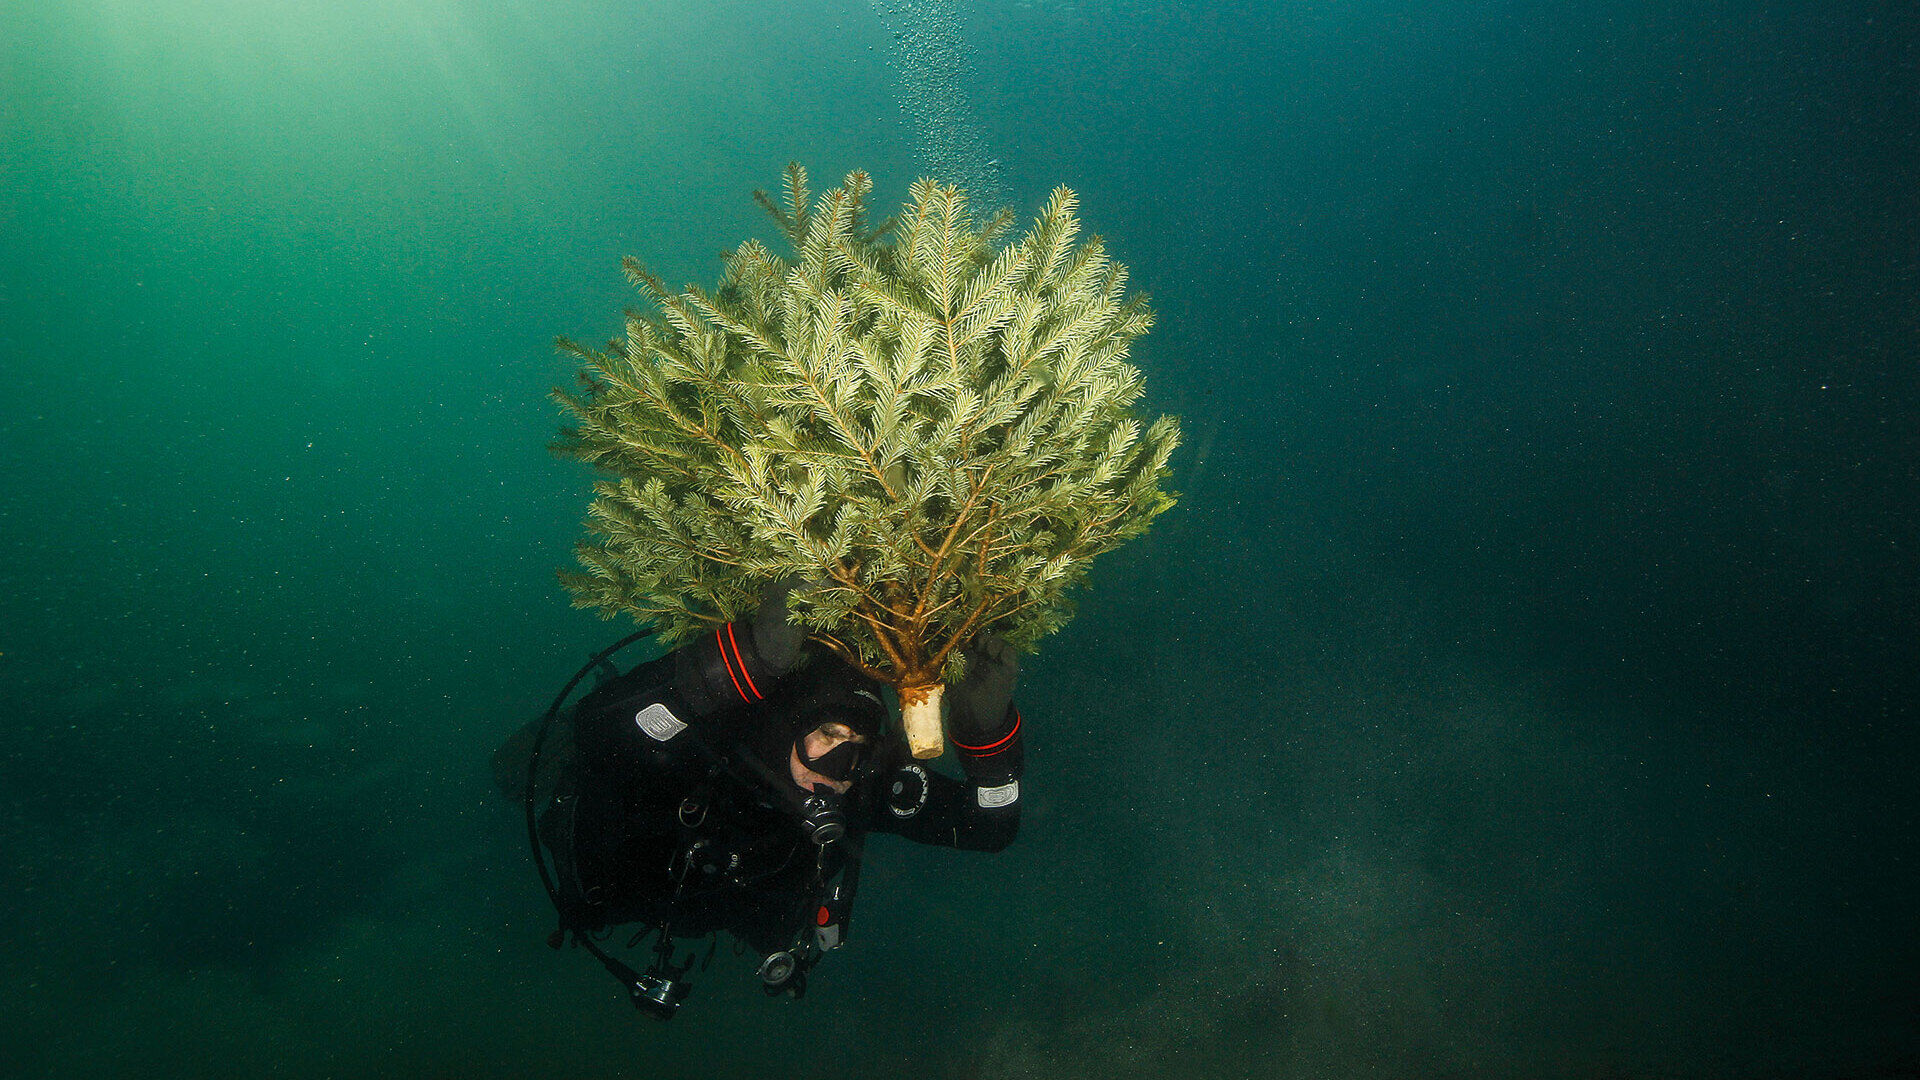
[{"left": 3, "top": 1, "right": 1914, "bottom": 1077}]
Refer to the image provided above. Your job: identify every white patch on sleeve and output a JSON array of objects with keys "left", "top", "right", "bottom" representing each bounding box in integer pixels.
[
  {"left": 633, "top": 702, "right": 687, "bottom": 742},
  {"left": 975, "top": 780, "right": 1020, "bottom": 809}
]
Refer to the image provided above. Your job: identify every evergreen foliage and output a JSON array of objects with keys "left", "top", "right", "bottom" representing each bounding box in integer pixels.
[{"left": 553, "top": 165, "right": 1180, "bottom": 699}]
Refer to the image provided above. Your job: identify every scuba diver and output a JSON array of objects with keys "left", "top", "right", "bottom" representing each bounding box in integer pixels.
[{"left": 493, "top": 579, "right": 1024, "bottom": 1018}]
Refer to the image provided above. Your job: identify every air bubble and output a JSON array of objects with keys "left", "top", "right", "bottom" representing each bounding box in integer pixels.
[{"left": 867, "top": 0, "right": 1005, "bottom": 205}]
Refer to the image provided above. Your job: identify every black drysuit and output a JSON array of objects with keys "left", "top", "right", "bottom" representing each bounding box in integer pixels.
[{"left": 533, "top": 648, "right": 1022, "bottom": 957}]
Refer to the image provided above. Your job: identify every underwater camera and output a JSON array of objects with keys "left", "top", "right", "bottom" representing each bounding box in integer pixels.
[{"left": 628, "top": 970, "right": 692, "bottom": 1020}]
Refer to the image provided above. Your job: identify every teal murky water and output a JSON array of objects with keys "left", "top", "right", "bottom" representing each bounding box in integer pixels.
[{"left": 3, "top": 1, "right": 1914, "bottom": 1076}]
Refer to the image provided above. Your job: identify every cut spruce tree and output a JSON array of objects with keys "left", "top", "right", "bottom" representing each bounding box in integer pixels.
[{"left": 554, "top": 165, "right": 1180, "bottom": 757}]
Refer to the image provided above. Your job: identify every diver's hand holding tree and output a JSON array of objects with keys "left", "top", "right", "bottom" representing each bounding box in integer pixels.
[
  {"left": 661, "top": 574, "right": 814, "bottom": 722},
  {"left": 945, "top": 633, "right": 1022, "bottom": 785},
  {"left": 554, "top": 165, "right": 1179, "bottom": 757}
]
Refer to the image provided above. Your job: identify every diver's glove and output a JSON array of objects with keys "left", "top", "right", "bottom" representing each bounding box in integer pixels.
[
  {"left": 672, "top": 576, "right": 812, "bottom": 717},
  {"left": 946, "top": 633, "right": 1024, "bottom": 786}
]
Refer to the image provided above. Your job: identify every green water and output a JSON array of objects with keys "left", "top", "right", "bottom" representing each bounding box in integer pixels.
[{"left": 3, "top": 1, "right": 1914, "bottom": 1077}]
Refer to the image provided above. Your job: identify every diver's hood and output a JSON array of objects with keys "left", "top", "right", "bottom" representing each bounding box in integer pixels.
[{"left": 743, "top": 656, "right": 888, "bottom": 783}]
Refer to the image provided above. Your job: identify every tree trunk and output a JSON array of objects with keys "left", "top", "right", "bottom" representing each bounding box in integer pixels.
[{"left": 898, "top": 683, "right": 945, "bottom": 760}]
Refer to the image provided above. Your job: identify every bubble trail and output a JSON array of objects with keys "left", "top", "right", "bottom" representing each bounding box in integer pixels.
[{"left": 868, "top": 0, "right": 1005, "bottom": 205}]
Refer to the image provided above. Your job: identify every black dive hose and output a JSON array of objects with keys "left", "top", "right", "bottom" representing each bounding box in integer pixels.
[{"left": 522, "top": 629, "right": 655, "bottom": 956}]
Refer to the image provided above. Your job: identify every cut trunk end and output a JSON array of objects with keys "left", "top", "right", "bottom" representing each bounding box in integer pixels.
[{"left": 899, "top": 683, "right": 945, "bottom": 760}]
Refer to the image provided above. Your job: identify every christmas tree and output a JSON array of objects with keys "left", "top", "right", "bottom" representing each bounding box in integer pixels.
[{"left": 554, "top": 165, "right": 1180, "bottom": 757}]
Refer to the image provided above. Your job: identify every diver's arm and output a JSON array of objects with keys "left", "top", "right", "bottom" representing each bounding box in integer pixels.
[
  {"left": 924, "top": 632, "right": 1025, "bottom": 849},
  {"left": 571, "top": 580, "right": 810, "bottom": 768},
  {"left": 867, "top": 694, "right": 1024, "bottom": 852},
  {"left": 867, "top": 734, "right": 1023, "bottom": 852}
]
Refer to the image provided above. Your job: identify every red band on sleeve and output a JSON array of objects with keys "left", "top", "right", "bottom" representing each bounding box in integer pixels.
[
  {"left": 723, "top": 622, "right": 762, "bottom": 701},
  {"left": 714, "top": 627, "right": 749, "bottom": 702},
  {"left": 952, "top": 709, "right": 1020, "bottom": 755}
]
